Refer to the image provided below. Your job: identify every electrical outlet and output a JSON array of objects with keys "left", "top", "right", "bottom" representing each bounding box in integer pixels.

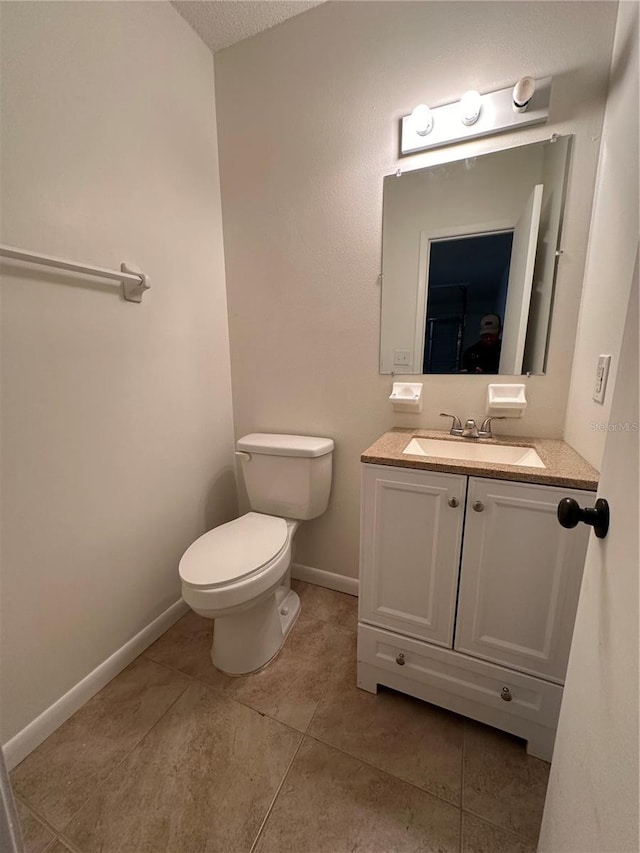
[{"left": 593, "top": 354, "right": 611, "bottom": 404}]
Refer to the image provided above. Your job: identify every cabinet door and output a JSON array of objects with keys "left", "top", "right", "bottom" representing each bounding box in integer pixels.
[
  {"left": 359, "top": 464, "right": 466, "bottom": 647},
  {"left": 455, "top": 477, "right": 591, "bottom": 683}
]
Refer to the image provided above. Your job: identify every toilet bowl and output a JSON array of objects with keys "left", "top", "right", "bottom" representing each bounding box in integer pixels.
[
  {"left": 179, "top": 513, "right": 300, "bottom": 674},
  {"left": 179, "top": 433, "right": 334, "bottom": 676}
]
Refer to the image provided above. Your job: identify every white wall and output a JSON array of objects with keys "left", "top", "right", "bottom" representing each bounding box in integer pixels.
[
  {"left": 214, "top": 1, "right": 617, "bottom": 580},
  {"left": 563, "top": 1, "right": 640, "bottom": 469},
  {"left": 0, "top": 2, "right": 236, "bottom": 744}
]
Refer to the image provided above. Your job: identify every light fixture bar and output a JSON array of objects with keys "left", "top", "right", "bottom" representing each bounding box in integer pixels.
[{"left": 401, "top": 76, "right": 552, "bottom": 155}]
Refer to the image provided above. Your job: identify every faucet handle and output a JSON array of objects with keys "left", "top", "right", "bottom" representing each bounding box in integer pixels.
[
  {"left": 440, "top": 412, "right": 463, "bottom": 436},
  {"left": 479, "top": 416, "right": 506, "bottom": 437}
]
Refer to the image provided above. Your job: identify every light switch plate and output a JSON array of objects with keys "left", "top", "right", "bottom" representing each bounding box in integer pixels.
[
  {"left": 394, "top": 350, "right": 411, "bottom": 366},
  {"left": 593, "top": 354, "right": 611, "bottom": 404}
]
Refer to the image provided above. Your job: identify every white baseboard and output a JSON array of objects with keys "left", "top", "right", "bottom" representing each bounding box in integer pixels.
[
  {"left": 2, "top": 598, "right": 189, "bottom": 771},
  {"left": 291, "top": 563, "right": 359, "bottom": 597}
]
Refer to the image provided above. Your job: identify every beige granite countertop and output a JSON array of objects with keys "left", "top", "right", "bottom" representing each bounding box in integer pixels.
[{"left": 361, "top": 428, "right": 599, "bottom": 490}]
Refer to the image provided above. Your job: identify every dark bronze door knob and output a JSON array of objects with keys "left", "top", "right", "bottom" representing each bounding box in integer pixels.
[{"left": 557, "top": 497, "right": 609, "bottom": 539}]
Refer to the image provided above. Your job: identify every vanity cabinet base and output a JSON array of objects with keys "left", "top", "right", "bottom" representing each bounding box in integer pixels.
[{"left": 357, "top": 623, "right": 561, "bottom": 762}]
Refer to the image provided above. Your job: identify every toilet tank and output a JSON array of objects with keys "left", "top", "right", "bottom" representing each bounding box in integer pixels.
[{"left": 236, "top": 433, "right": 334, "bottom": 520}]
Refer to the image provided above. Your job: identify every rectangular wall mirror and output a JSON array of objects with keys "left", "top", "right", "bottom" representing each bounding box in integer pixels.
[{"left": 380, "top": 135, "right": 571, "bottom": 375}]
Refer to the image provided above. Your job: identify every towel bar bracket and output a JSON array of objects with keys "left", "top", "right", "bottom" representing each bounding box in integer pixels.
[{"left": 121, "top": 262, "right": 150, "bottom": 303}]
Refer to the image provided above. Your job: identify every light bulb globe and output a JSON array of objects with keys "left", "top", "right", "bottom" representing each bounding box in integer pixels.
[
  {"left": 460, "top": 90, "right": 482, "bottom": 126},
  {"left": 410, "top": 104, "right": 433, "bottom": 136}
]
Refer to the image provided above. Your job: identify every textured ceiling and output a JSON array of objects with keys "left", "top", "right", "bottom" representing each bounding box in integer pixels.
[{"left": 171, "top": 1, "right": 325, "bottom": 53}]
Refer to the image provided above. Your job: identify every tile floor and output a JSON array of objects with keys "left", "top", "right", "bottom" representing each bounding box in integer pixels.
[{"left": 12, "top": 581, "right": 549, "bottom": 852}]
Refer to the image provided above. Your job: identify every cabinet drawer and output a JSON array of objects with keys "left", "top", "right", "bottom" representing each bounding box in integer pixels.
[{"left": 358, "top": 623, "right": 563, "bottom": 731}]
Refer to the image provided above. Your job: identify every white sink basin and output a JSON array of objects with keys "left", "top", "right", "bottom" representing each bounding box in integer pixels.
[{"left": 403, "top": 437, "right": 546, "bottom": 468}]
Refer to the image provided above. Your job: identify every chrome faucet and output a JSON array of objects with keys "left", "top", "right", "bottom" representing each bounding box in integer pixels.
[{"left": 440, "top": 413, "right": 505, "bottom": 439}]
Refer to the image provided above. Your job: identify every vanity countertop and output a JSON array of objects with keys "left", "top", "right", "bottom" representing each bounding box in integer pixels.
[{"left": 361, "top": 428, "right": 599, "bottom": 490}]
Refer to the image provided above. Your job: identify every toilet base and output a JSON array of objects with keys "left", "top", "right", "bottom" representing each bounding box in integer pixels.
[{"left": 211, "top": 587, "right": 300, "bottom": 675}]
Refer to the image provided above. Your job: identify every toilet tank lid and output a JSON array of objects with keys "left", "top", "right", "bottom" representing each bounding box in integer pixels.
[{"left": 237, "top": 433, "right": 334, "bottom": 458}]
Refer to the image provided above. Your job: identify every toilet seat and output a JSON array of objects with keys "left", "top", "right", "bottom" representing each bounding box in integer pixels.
[{"left": 179, "top": 512, "right": 288, "bottom": 590}]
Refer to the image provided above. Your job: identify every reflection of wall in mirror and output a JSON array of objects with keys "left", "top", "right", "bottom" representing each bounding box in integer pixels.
[
  {"left": 380, "top": 140, "right": 569, "bottom": 375},
  {"left": 523, "top": 139, "right": 570, "bottom": 374}
]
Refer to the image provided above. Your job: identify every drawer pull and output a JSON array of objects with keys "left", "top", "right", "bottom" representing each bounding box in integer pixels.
[
  {"left": 448, "top": 497, "right": 459, "bottom": 508},
  {"left": 473, "top": 500, "right": 485, "bottom": 512},
  {"left": 501, "top": 686, "right": 513, "bottom": 702},
  {"left": 396, "top": 652, "right": 406, "bottom": 666}
]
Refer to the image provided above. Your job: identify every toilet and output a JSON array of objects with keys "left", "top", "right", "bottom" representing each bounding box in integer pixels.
[{"left": 179, "top": 433, "right": 334, "bottom": 675}]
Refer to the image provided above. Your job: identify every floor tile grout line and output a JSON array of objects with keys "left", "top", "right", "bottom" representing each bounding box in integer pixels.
[
  {"left": 149, "top": 615, "right": 463, "bottom": 812},
  {"left": 30, "top": 808, "right": 85, "bottom": 853},
  {"left": 291, "top": 606, "right": 356, "bottom": 631},
  {"left": 248, "top": 734, "right": 306, "bottom": 853},
  {"left": 45, "top": 830, "right": 85, "bottom": 853},
  {"left": 14, "top": 795, "right": 61, "bottom": 847},
  {"left": 14, "top": 657, "right": 193, "bottom": 832},
  {"left": 143, "top": 654, "right": 315, "bottom": 740},
  {"left": 142, "top": 653, "right": 229, "bottom": 698},
  {"left": 461, "top": 804, "right": 541, "bottom": 846},
  {"left": 21, "top": 655, "right": 305, "bottom": 852},
  {"left": 284, "top": 584, "right": 359, "bottom": 632},
  {"left": 15, "top": 795, "right": 73, "bottom": 853},
  {"left": 16, "top": 792, "right": 89, "bottom": 852},
  {"left": 14, "top": 793, "right": 52, "bottom": 830},
  {"left": 460, "top": 719, "right": 542, "bottom": 845},
  {"left": 52, "top": 680, "right": 192, "bottom": 841},
  {"left": 303, "top": 684, "right": 324, "bottom": 735},
  {"left": 287, "top": 611, "right": 357, "bottom": 635},
  {"left": 304, "top": 727, "right": 538, "bottom": 847},
  {"left": 15, "top": 658, "right": 202, "bottom": 834},
  {"left": 306, "top": 717, "right": 541, "bottom": 846},
  {"left": 302, "top": 730, "right": 463, "bottom": 814},
  {"left": 462, "top": 807, "right": 540, "bottom": 843}
]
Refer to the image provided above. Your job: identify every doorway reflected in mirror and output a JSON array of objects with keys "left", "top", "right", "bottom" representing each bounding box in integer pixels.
[{"left": 424, "top": 231, "right": 513, "bottom": 373}]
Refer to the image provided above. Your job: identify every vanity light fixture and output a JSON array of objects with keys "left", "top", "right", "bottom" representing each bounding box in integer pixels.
[
  {"left": 401, "top": 76, "right": 552, "bottom": 155},
  {"left": 459, "top": 90, "right": 482, "bottom": 126}
]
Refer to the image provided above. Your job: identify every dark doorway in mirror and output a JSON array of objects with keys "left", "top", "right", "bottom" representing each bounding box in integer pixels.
[{"left": 424, "top": 231, "right": 513, "bottom": 373}]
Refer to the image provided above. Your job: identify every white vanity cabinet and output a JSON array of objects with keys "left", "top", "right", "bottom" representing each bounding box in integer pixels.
[{"left": 357, "top": 463, "right": 593, "bottom": 761}]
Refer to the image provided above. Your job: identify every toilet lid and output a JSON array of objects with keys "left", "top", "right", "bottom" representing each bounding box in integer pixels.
[{"left": 179, "top": 512, "right": 288, "bottom": 589}]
